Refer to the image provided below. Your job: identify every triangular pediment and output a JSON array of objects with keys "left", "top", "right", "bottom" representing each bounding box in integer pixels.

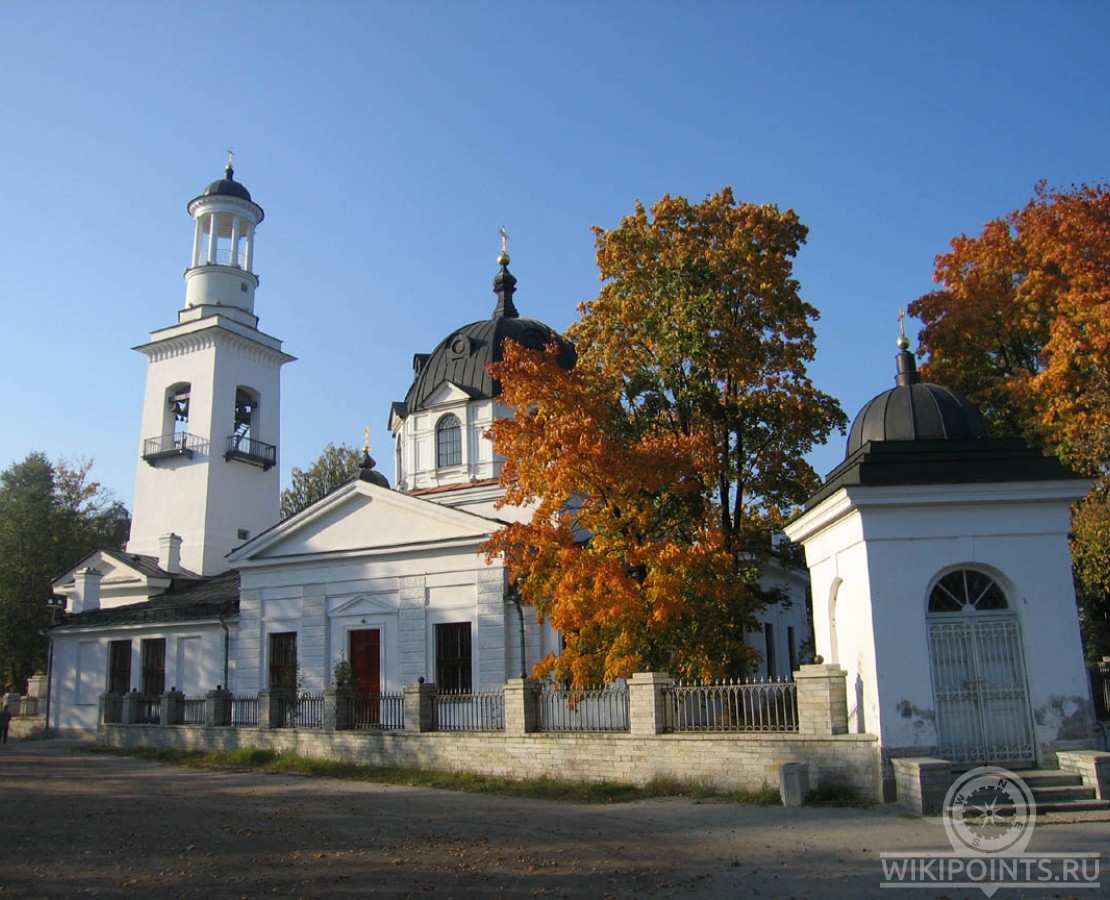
[
  {"left": 424, "top": 381, "right": 477, "bottom": 408},
  {"left": 228, "top": 479, "right": 499, "bottom": 565},
  {"left": 329, "top": 593, "right": 397, "bottom": 616}
]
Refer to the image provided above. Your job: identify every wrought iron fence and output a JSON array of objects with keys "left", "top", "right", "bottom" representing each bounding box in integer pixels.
[
  {"left": 231, "top": 694, "right": 259, "bottom": 727},
  {"left": 182, "top": 697, "right": 206, "bottom": 726},
  {"left": 536, "top": 683, "right": 630, "bottom": 732},
  {"left": 276, "top": 692, "right": 324, "bottom": 728},
  {"left": 434, "top": 689, "right": 505, "bottom": 731},
  {"left": 664, "top": 677, "right": 798, "bottom": 733},
  {"left": 136, "top": 695, "right": 162, "bottom": 725},
  {"left": 353, "top": 692, "right": 405, "bottom": 730}
]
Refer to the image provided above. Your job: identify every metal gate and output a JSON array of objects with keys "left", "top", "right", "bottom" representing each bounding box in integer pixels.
[{"left": 928, "top": 616, "right": 1035, "bottom": 766}]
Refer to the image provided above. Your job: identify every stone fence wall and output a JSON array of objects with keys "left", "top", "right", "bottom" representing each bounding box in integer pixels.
[{"left": 96, "top": 664, "right": 883, "bottom": 800}]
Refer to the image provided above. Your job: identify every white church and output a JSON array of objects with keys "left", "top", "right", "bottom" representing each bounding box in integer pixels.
[
  {"left": 45, "top": 165, "right": 810, "bottom": 735},
  {"left": 45, "top": 165, "right": 1099, "bottom": 783}
]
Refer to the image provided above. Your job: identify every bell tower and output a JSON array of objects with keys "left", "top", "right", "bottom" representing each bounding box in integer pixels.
[{"left": 126, "top": 157, "right": 295, "bottom": 575}]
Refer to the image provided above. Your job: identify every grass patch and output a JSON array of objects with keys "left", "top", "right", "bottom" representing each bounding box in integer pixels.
[{"left": 87, "top": 745, "right": 780, "bottom": 805}]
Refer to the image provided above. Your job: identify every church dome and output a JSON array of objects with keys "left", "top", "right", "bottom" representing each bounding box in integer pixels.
[
  {"left": 845, "top": 343, "right": 988, "bottom": 456},
  {"left": 200, "top": 163, "right": 253, "bottom": 201},
  {"left": 400, "top": 258, "right": 576, "bottom": 415}
]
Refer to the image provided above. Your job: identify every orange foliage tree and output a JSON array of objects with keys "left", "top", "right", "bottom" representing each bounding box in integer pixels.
[
  {"left": 484, "top": 189, "right": 846, "bottom": 684},
  {"left": 909, "top": 182, "right": 1110, "bottom": 656}
]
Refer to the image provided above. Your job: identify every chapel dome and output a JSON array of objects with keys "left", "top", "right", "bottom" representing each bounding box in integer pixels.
[
  {"left": 400, "top": 258, "right": 576, "bottom": 415},
  {"left": 201, "top": 163, "right": 253, "bottom": 201},
  {"left": 845, "top": 342, "right": 989, "bottom": 457}
]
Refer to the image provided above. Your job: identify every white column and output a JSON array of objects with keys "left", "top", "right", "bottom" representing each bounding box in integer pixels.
[
  {"left": 191, "top": 217, "right": 204, "bottom": 268},
  {"left": 243, "top": 222, "right": 255, "bottom": 272},
  {"left": 206, "top": 212, "right": 220, "bottom": 263},
  {"left": 229, "top": 216, "right": 242, "bottom": 267}
]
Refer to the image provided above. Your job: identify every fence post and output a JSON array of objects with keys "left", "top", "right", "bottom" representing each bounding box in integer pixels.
[
  {"left": 325, "top": 686, "right": 354, "bottom": 731},
  {"left": 162, "top": 688, "right": 185, "bottom": 726},
  {"left": 122, "top": 690, "right": 143, "bottom": 725},
  {"left": 629, "top": 672, "right": 674, "bottom": 735},
  {"left": 404, "top": 681, "right": 437, "bottom": 732},
  {"left": 257, "top": 689, "right": 286, "bottom": 729},
  {"left": 206, "top": 687, "right": 231, "bottom": 726},
  {"left": 794, "top": 663, "right": 849, "bottom": 736},
  {"left": 503, "top": 679, "right": 541, "bottom": 734}
]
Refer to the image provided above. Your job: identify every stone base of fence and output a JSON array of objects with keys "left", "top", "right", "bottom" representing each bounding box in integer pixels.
[
  {"left": 892, "top": 757, "right": 953, "bottom": 815},
  {"left": 97, "top": 723, "right": 882, "bottom": 800},
  {"left": 1057, "top": 750, "right": 1110, "bottom": 800}
]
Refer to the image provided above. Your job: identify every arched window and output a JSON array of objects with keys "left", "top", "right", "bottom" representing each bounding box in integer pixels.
[
  {"left": 928, "top": 569, "right": 1009, "bottom": 613},
  {"left": 436, "top": 414, "right": 462, "bottom": 468}
]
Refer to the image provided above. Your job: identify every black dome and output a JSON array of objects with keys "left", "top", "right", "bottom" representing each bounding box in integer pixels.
[
  {"left": 846, "top": 349, "right": 989, "bottom": 456},
  {"left": 199, "top": 163, "right": 253, "bottom": 201},
  {"left": 400, "top": 263, "right": 576, "bottom": 415}
]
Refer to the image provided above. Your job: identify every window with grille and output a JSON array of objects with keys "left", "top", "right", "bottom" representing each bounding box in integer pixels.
[
  {"left": 108, "top": 640, "right": 132, "bottom": 694},
  {"left": 269, "top": 632, "right": 298, "bottom": 690},
  {"left": 436, "top": 414, "right": 462, "bottom": 468},
  {"left": 435, "top": 622, "right": 472, "bottom": 693},
  {"left": 140, "top": 639, "right": 166, "bottom": 697}
]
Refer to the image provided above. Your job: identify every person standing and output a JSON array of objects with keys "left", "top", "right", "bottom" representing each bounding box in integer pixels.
[{"left": 0, "top": 705, "right": 11, "bottom": 744}]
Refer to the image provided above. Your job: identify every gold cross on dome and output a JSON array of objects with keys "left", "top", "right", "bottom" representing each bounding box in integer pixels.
[
  {"left": 364, "top": 426, "right": 371, "bottom": 454},
  {"left": 500, "top": 226, "right": 508, "bottom": 255}
]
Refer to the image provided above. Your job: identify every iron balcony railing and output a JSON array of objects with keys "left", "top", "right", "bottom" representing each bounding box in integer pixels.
[
  {"left": 664, "top": 677, "right": 798, "bottom": 733},
  {"left": 353, "top": 692, "right": 405, "bottom": 730},
  {"left": 142, "top": 431, "right": 208, "bottom": 463},
  {"left": 434, "top": 689, "right": 505, "bottom": 731},
  {"left": 225, "top": 435, "right": 277, "bottom": 470},
  {"left": 536, "top": 683, "right": 630, "bottom": 732}
]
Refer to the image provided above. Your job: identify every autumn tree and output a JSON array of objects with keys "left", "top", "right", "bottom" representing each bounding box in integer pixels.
[
  {"left": 485, "top": 189, "right": 846, "bottom": 685},
  {"left": 279, "top": 443, "right": 363, "bottom": 519},
  {"left": 0, "top": 453, "right": 130, "bottom": 689},
  {"left": 909, "top": 182, "right": 1110, "bottom": 657}
]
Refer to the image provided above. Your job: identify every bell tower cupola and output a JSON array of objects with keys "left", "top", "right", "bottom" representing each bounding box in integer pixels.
[{"left": 182, "top": 150, "right": 265, "bottom": 329}]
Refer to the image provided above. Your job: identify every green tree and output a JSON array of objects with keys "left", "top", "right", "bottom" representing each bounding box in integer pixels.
[
  {"left": 908, "top": 182, "right": 1110, "bottom": 658},
  {"left": 279, "top": 443, "right": 363, "bottom": 519},
  {"left": 0, "top": 453, "right": 129, "bottom": 689},
  {"left": 485, "top": 188, "right": 846, "bottom": 684}
]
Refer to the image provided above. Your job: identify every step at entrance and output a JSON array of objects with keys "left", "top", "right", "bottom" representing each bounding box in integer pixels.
[{"left": 948, "top": 770, "right": 1110, "bottom": 815}]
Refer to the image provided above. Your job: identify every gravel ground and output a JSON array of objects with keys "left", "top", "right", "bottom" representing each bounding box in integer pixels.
[{"left": 1, "top": 740, "right": 1107, "bottom": 898}]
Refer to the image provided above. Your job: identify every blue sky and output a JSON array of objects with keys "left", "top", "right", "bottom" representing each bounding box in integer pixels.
[{"left": 2, "top": 1, "right": 1107, "bottom": 508}]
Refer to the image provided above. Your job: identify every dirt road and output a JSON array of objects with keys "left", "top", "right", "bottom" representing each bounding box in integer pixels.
[{"left": 1, "top": 741, "right": 1107, "bottom": 898}]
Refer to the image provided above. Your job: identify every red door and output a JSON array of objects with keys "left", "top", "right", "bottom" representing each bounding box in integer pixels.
[{"left": 349, "top": 629, "right": 381, "bottom": 725}]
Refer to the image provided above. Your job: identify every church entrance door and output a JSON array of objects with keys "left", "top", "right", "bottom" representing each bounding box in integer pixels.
[
  {"left": 350, "top": 629, "right": 381, "bottom": 726},
  {"left": 927, "top": 570, "right": 1035, "bottom": 767}
]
